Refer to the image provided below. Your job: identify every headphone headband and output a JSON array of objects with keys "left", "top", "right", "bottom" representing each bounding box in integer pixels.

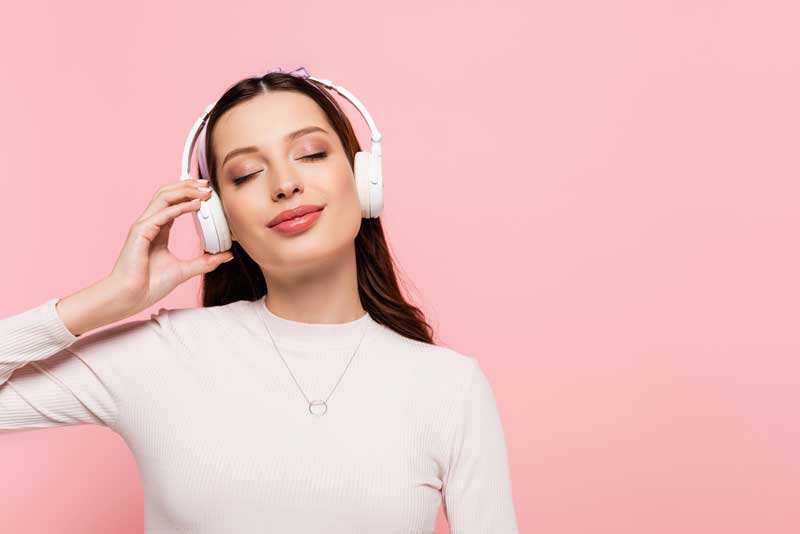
[{"left": 180, "top": 67, "right": 382, "bottom": 183}]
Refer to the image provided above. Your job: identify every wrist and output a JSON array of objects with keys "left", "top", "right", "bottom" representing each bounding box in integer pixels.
[{"left": 56, "top": 276, "right": 137, "bottom": 337}]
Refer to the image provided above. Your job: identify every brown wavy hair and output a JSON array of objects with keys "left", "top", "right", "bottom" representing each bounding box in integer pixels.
[{"left": 198, "top": 71, "right": 435, "bottom": 345}]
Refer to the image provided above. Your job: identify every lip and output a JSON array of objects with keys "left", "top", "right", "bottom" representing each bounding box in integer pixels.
[
  {"left": 268, "top": 205, "right": 325, "bottom": 235},
  {"left": 267, "top": 204, "right": 325, "bottom": 228}
]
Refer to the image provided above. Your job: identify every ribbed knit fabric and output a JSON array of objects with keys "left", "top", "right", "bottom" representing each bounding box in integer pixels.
[{"left": 0, "top": 296, "right": 519, "bottom": 533}]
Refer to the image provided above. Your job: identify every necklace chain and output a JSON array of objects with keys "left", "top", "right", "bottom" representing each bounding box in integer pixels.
[{"left": 261, "top": 305, "right": 371, "bottom": 416}]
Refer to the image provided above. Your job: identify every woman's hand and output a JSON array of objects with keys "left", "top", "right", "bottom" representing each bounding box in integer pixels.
[{"left": 106, "top": 178, "right": 234, "bottom": 315}]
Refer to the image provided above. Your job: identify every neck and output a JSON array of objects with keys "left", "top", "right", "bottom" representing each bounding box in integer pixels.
[{"left": 260, "top": 245, "right": 365, "bottom": 325}]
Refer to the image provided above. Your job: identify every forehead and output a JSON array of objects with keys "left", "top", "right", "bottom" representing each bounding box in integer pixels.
[{"left": 213, "top": 90, "right": 331, "bottom": 151}]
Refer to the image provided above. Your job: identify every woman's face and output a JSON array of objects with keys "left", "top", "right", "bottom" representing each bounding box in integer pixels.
[{"left": 212, "top": 90, "right": 362, "bottom": 277}]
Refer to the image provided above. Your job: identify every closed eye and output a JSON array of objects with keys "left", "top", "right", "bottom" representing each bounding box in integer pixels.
[
  {"left": 232, "top": 170, "right": 260, "bottom": 185},
  {"left": 303, "top": 151, "right": 328, "bottom": 162},
  {"left": 232, "top": 152, "right": 328, "bottom": 186}
]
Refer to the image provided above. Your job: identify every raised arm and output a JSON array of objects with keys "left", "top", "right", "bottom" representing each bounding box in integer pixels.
[
  {"left": 0, "top": 292, "right": 177, "bottom": 433},
  {"left": 0, "top": 293, "right": 120, "bottom": 431},
  {"left": 1, "top": 177, "right": 234, "bottom": 433}
]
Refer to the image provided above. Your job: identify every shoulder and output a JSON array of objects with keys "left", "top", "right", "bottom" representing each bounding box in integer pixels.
[
  {"left": 67, "top": 299, "right": 249, "bottom": 358},
  {"left": 147, "top": 298, "right": 251, "bottom": 341},
  {"left": 370, "top": 322, "right": 481, "bottom": 397}
]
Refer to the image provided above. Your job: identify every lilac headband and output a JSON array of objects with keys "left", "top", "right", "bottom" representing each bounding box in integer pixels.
[{"left": 196, "top": 66, "right": 311, "bottom": 181}]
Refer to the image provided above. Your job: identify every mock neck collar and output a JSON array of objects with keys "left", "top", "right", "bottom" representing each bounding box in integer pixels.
[{"left": 249, "top": 294, "right": 375, "bottom": 349}]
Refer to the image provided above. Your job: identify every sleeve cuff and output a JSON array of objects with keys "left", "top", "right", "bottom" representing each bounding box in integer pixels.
[{"left": 43, "top": 296, "right": 80, "bottom": 347}]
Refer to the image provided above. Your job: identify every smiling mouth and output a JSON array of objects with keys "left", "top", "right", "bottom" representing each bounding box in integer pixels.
[
  {"left": 269, "top": 206, "right": 325, "bottom": 234},
  {"left": 267, "top": 205, "right": 326, "bottom": 228}
]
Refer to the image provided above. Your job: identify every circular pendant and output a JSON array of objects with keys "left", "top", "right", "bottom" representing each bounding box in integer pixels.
[{"left": 309, "top": 400, "right": 328, "bottom": 416}]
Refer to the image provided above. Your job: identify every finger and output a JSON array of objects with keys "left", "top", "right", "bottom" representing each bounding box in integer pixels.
[
  {"left": 179, "top": 252, "right": 235, "bottom": 282},
  {"left": 138, "top": 181, "right": 213, "bottom": 222},
  {"left": 150, "top": 217, "right": 175, "bottom": 249},
  {"left": 139, "top": 181, "right": 212, "bottom": 221},
  {"left": 134, "top": 198, "right": 203, "bottom": 244}
]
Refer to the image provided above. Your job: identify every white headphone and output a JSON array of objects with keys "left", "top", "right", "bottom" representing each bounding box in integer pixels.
[{"left": 178, "top": 67, "right": 384, "bottom": 254}]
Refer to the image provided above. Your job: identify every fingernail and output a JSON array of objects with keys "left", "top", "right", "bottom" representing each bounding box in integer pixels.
[
  {"left": 223, "top": 254, "right": 235, "bottom": 262},
  {"left": 196, "top": 178, "right": 209, "bottom": 184},
  {"left": 198, "top": 186, "right": 212, "bottom": 192}
]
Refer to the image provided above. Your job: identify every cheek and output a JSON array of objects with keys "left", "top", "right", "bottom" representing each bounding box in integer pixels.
[
  {"left": 221, "top": 197, "right": 257, "bottom": 236},
  {"left": 327, "top": 165, "right": 360, "bottom": 206},
  {"left": 324, "top": 173, "right": 362, "bottom": 236}
]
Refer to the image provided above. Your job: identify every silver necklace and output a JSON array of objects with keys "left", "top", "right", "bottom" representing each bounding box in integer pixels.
[{"left": 261, "top": 307, "right": 372, "bottom": 416}]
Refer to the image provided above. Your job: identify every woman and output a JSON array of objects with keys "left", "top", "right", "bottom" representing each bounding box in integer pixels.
[{"left": 0, "top": 69, "right": 519, "bottom": 533}]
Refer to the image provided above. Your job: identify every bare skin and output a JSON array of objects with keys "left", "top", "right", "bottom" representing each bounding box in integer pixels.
[
  {"left": 56, "top": 89, "right": 365, "bottom": 336},
  {"left": 56, "top": 180, "right": 229, "bottom": 336},
  {"left": 212, "top": 90, "right": 366, "bottom": 325}
]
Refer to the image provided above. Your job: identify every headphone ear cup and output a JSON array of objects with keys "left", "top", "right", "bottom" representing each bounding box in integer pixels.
[
  {"left": 192, "top": 190, "right": 232, "bottom": 253},
  {"left": 354, "top": 151, "right": 373, "bottom": 218},
  {"left": 368, "top": 151, "right": 383, "bottom": 218}
]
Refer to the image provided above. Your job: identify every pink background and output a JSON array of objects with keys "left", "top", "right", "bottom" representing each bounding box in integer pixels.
[{"left": 1, "top": 0, "right": 799, "bottom": 532}]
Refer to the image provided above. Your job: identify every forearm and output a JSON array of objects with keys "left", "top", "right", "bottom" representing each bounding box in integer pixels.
[{"left": 55, "top": 277, "right": 135, "bottom": 337}]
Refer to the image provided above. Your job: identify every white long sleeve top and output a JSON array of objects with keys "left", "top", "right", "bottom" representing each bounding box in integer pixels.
[{"left": 0, "top": 295, "right": 519, "bottom": 533}]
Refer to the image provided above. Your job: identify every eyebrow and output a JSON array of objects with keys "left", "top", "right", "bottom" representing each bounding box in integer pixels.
[{"left": 220, "top": 125, "right": 330, "bottom": 168}]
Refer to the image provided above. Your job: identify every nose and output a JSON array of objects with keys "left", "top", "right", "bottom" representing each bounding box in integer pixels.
[{"left": 271, "top": 174, "right": 304, "bottom": 201}]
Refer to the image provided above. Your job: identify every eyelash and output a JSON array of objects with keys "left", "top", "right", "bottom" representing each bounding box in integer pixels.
[{"left": 232, "top": 152, "right": 328, "bottom": 186}]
